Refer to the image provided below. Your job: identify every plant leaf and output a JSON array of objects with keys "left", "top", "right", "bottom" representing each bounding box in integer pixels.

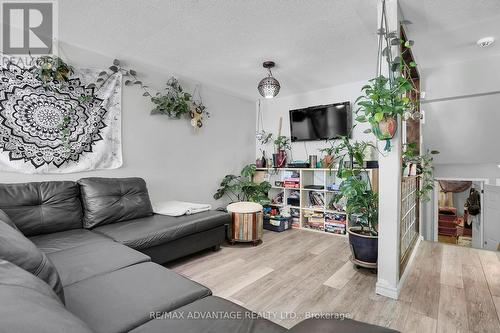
[{"left": 374, "top": 112, "right": 384, "bottom": 122}]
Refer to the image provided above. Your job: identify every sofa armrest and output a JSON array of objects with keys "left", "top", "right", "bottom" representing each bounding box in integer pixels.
[{"left": 288, "top": 318, "right": 399, "bottom": 333}]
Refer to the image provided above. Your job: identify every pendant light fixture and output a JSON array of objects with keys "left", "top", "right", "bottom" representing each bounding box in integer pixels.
[{"left": 258, "top": 61, "right": 280, "bottom": 99}]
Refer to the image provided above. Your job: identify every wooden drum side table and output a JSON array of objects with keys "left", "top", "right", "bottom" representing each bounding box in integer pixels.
[{"left": 226, "top": 202, "right": 263, "bottom": 246}]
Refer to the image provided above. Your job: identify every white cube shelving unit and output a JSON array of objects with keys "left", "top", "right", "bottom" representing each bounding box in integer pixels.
[{"left": 255, "top": 167, "right": 379, "bottom": 237}]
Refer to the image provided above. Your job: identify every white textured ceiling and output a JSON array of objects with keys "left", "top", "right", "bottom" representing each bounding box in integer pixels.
[
  {"left": 400, "top": 0, "right": 500, "bottom": 68},
  {"left": 58, "top": 0, "right": 378, "bottom": 100}
]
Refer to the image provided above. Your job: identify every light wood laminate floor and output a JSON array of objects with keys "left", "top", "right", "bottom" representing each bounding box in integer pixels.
[{"left": 168, "top": 229, "right": 500, "bottom": 332}]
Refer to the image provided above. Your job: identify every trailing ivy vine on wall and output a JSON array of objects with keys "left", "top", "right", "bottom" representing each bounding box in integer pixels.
[{"left": 28, "top": 57, "right": 210, "bottom": 149}]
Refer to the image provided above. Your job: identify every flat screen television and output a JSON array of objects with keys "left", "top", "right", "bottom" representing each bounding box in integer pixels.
[{"left": 289, "top": 102, "right": 351, "bottom": 142}]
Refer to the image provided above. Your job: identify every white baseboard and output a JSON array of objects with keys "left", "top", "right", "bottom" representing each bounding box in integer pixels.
[
  {"left": 376, "top": 235, "right": 423, "bottom": 300},
  {"left": 375, "top": 280, "right": 399, "bottom": 299},
  {"left": 396, "top": 235, "right": 422, "bottom": 293}
]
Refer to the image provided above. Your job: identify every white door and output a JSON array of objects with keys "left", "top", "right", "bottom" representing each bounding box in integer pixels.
[{"left": 483, "top": 185, "right": 500, "bottom": 251}]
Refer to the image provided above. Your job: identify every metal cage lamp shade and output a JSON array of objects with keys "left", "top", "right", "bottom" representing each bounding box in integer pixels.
[{"left": 258, "top": 61, "right": 280, "bottom": 98}]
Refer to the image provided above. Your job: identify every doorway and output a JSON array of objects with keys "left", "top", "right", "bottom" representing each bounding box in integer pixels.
[
  {"left": 434, "top": 178, "right": 486, "bottom": 249},
  {"left": 483, "top": 184, "right": 500, "bottom": 251}
]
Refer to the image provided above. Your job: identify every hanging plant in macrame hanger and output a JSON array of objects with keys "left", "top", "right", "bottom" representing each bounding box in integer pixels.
[{"left": 354, "top": 0, "right": 418, "bottom": 151}]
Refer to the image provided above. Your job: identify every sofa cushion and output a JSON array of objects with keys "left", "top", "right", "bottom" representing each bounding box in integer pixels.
[
  {"left": 0, "top": 260, "right": 93, "bottom": 333},
  {"left": 0, "top": 208, "right": 17, "bottom": 230},
  {"left": 0, "top": 259, "right": 60, "bottom": 301},
  {"left": 93, "top": 211, "right": 230, "bottom": 250},
  {"left": 0, "top": 181, "right": 83, "bottom": 236},
  {"left": 48, "top": 241, "right": 151, "bottom": 287},
  {"left": 64, "top": 262, "right": 211, "bottom": 333},
  {"left": 130, "top": 296, "right": 286, "bottom": 333},
  {"left": 0, "top": 219, "right": 64, "bottom": 302},
  {"left": 30, "top": 229, "right": 112, "bottom": 254},
  {"left": 78, "top": 177, "right": 153, "bottom": 229}
]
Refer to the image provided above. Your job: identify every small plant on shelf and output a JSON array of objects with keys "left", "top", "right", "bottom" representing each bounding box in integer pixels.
[
  {"left": 318, "top": 140, "right": 336, "bottom": 169},
  {"left": 273, "top": 135, "right": 291, "bottom": 152},
  {"left": 273, "top": 135, "right": 291, "bottom": 168},
  {"left": 213, "top": 164, "right": 271, "bottom": 205}
]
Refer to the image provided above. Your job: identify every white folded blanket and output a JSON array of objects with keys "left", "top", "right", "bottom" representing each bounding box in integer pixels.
[{"left": 152, "top": 201, "right": 212, "bottom": 217}]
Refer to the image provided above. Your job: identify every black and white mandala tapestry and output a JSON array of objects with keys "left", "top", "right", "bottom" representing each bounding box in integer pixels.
[{"left": 0, "top": 62, "right": 122, "bottom": 173}]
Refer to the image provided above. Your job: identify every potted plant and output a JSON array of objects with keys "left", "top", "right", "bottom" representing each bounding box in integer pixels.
[
  {"left": 333, "top": 135, "right": 375, "bottom": 177},
  {"left": 273, "top": 135, "right": 291, "bottom": 168},
  {"left": 355, "top": 75, "right": 412, "bottom": 141},
  {"left": 213, "top": 164, "right": 271, "bottom": 205},
  {"left": 319, "top": 141, "right": 336, "bottom": 169},
  {"left": 213, "top": 164, "right": 272, "bottom": 245},
  {"left": 402, "top": 143, "right": 440, "bottom": 201},
  {"left": 334, "top": 174, "right": 378, "bottom": 268},
  {"left": 354, "top": 0, "right": 418, "bottom": 151},
  {"left": 331, "top": 135, "right": 378, "bottom": 268}
]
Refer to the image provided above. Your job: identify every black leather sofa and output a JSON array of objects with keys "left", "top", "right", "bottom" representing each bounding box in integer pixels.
[{"left": 0, "top": 177, "right": 397, "bottom": 333}]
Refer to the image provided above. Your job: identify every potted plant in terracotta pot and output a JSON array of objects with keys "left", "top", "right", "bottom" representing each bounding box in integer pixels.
[
  {"left": 319, "top": 141, "right": 336, "bottom": 169},
  {"left": 273, "top": 135, "right": 291, "bottom": 168},
  {"left": 354, "top": 0, "right": 418, "bottom": 152},
  {"left": 355, "top": 75, "right": 412, "bottom": 144}
]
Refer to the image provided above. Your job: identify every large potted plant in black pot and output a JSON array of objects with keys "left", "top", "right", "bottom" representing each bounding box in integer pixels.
[
  {"left": 334, "top": 173, "right": 378, "bottom": 269},
  {"left": 332, "top": 135, "right": 378, "bottom": 269}
]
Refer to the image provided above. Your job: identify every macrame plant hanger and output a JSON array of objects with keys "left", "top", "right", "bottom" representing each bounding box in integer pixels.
[{"left": 376, "top": 0, "right": 395, "bottom": 152}]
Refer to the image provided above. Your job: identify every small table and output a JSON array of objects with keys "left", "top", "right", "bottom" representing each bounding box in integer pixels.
[{"left": 227, "top": 202, "right": 263, "bottom": 246}]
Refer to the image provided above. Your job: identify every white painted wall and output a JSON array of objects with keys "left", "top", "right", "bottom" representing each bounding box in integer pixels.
[
  {"left": 421, "top": 54, "right": 500, "bottom": 165},
  {"left": 422, "top": 54, "right": 500, "bottom": 101},
  {"left": 420, "top": 54, "right": 500, "bottom": 240},
  {"left": 0, "top": 43, "right": 256, "bottom": 208},
  {"left": 255, "top": 80, "right": 375, "bottom": 160}
]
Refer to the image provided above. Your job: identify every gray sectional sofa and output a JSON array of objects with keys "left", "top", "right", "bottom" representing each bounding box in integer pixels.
[{"left": 0, "top": 177, "right": 397, "bottom": 333}]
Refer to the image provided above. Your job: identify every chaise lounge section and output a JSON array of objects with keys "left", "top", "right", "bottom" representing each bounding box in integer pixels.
[{"left": 0, "top": 177, "right": 397, "bottom": 333}]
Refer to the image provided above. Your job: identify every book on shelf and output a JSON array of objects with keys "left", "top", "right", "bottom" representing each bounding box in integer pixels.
[
  {"left": 308, "top": 191, "right": 324, "bottom": 207},
  {"left": 324, "top": 226, "right": 346, "bottom": 235},
  {"left": 283, "top": 177, "right": 300, "bottom": 182},
  {"left": 325, "top": 221, "right": 346, "bottom": 228},
  {"left": 305, "top": 220, "right": 324, "bottom": 231},
  {"left": 284, "top": 181, "right": 300, "bottom": 188}
]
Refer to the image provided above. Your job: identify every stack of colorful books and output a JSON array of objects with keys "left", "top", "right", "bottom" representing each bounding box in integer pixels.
[{"left": 324, "top": 213, "right": 346, "bottom": 234}]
